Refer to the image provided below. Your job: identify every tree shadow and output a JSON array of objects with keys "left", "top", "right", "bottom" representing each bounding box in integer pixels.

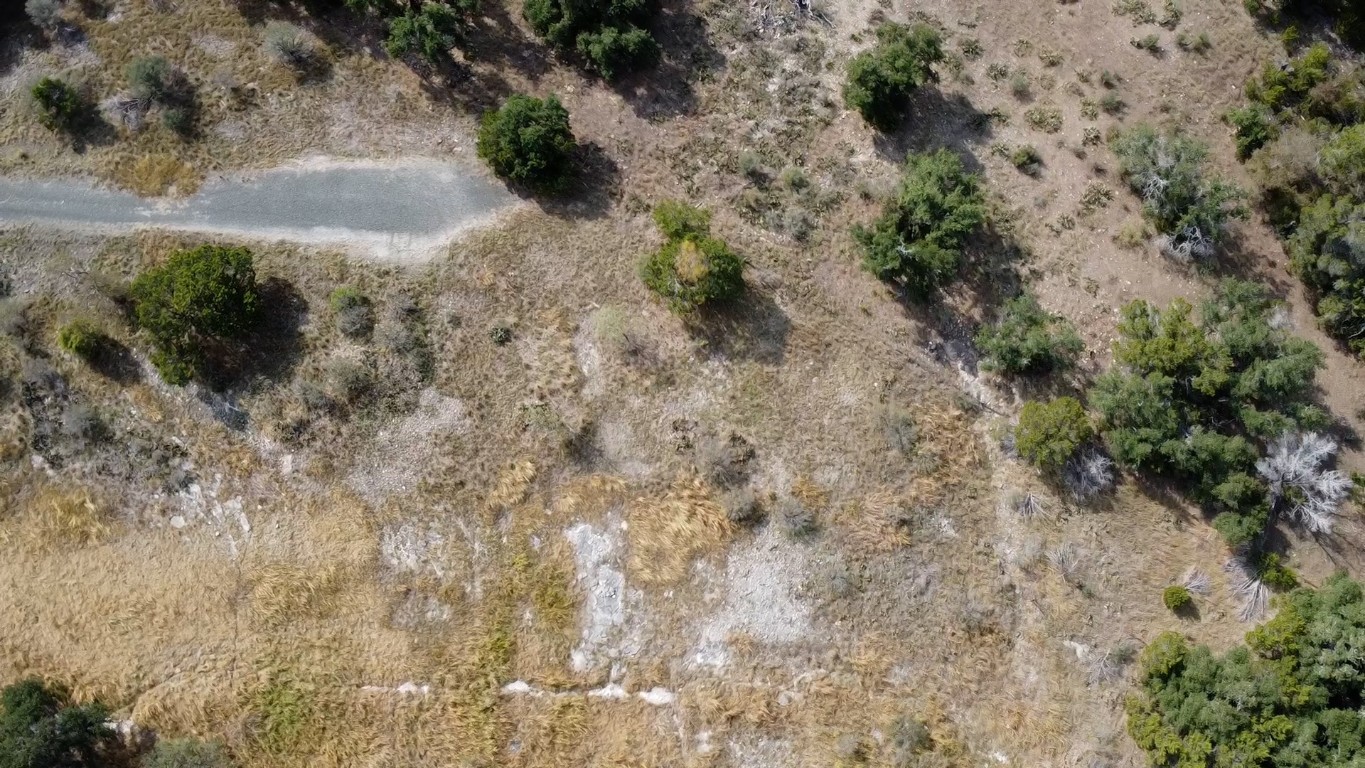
[
  {"left": 688, "top": 289, "right": 791, "bottom": 366},
  {"left": 614, "top": 0, "right": 725, "bottom": 120},
  {"left": 459, "top": 0, "right": 553, "bottom": 81},
  {"left": 200, "top": 277, "right": 308, "bottom": 392},
  {"left": 87, "top": 337, "right": 142, "bottom": 385},
  {"left": 872, "top": 90, "right": 996, "bottom": 167},
  {"left": 531, "top": 140, "right": 621, "bottom": 220}
]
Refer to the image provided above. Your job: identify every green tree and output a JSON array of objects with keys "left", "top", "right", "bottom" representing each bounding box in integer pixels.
[
  {"left": 126, "top": 55, "right": 173, "bottom": 101},
  {"left": 130, "top": 245, "right": 261, "bottom": 385},
  {"left": 855, "top": 149, "right": 985, "bottom": 298},
  {"left": 31, "top": 77, "right": 84, "bottom": 133},
  {"left": 641, "top": 201, "right": 743, "bottom": 313},
  {"left": 1129, "top": 574, "right": 1365, "bottom": 767},
  {"left": 524, "top": 0, "right": 658, "bottom": 79},
  {"left": 975, "top": 293, "right": 1083, "bottom": 376},
  {"left": 842, "top": 23, "right": 944, "bottom": 130},
  {"left": 385, "top": 3, "right": 460, "bottom": 64},
  {"left": 1015, "top": 397, "right": 1094, "bottom": 471},
  {"left": 0, "top": 679, "right": 116, "bottom": 768},
  {"left": 476, "top": 94, "right": 576, "bottom": 192}
]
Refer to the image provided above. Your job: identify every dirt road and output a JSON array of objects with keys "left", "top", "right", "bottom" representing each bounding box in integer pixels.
[{"left": 0, "top": 158, "right": 518, "bottom": 260}]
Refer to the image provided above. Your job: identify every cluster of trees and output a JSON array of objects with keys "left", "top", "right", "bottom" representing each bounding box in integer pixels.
[
  {"left": 640, "top": 200, "right": 744, "bottom": 313},
  {"left": 1129, "top": 573, "right": 1365, "bottom": 766},
  {"left": 0, "top": 678, "right": 232, "bottom": 768},
  {"left": 1229, "top": 42, "right": 1365, "bottom": 357},
  {"left": 1244, "top": 0, "right": 1365, "bottom": 51},
  {"left": 1014, "top": 280, "right": 1345, "bottom": 553},
  {"left": 524, "top": 0, "right": 660, "bottom": 80},
  {"left": 314, "top": 0, "right": 477, "bottom": 66},
  {"left": 842, "top": 23, "right": 944, "bottom": 130},
  {"left": 854, "top": 149, "right": 985, "bottom": 298}
]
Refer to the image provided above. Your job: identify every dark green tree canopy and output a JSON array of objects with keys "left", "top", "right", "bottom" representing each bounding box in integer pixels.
[
  {"left": 0, "top": 679, "right": 116, "bottom": 768},
  {"left": 1129, "top": 573, "right": 1365, "bottom": 767},
  {"left": 524, "top": 0, "right": 658, "bottom": 79},
  {"left": 1015, "top": 396, "right": 1094, "bottom": 471},
  {"left": 131, "top": 245, "right": 261, "bottom": 384},
  {"left": 855, "top": 149, "right": 985, "bottom": 299},
  {"left": 476, "top": 94, "right": 577, "bottom": 192},
  {"left": 976, "top": 293, "right": 1084, "bottom": 376},
  {"left": 842, "top": 23, "right": 943, "bottom": 130},
  {"left": 1089, "top": 280, "right": 1328, "bottom": 546}
]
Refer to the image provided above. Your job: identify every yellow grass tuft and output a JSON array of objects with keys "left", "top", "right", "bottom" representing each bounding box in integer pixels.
[
  {"left": 16, "top": 486, "right": 112, "bottom": 550},
  {"left": 626, "top": 473, "right": 734, "bottom": 586},
  {"left": 488, "top": 459, "right": 538, "bottom": 513},
  {"left": 104, "top": 153, "right": 204, "bottom": 197}
]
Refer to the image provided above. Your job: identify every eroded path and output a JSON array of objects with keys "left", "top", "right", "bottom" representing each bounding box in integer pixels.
[{"left": 0, "top": 158, "right": 518, "bottom": 260}]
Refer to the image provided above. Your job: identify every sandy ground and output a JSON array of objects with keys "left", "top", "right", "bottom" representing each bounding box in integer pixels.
[{"left": 0, "top": 157, "right": 519, "bottom": 260}]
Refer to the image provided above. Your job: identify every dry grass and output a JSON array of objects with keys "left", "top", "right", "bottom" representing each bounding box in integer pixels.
[
  {"left": 4, "top": 485, "right": 112, "bottom": 550},
  {"left": 625, "top": 473, "right": 734, "bottom": 586},
  {"left": 101, "top": 153, "right": 204, "bottom": 197}
]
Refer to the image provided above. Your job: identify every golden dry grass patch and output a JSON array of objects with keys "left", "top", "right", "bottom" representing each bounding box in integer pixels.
[{"left": 625, "top": 473, "right": 734, "bottom": 586}]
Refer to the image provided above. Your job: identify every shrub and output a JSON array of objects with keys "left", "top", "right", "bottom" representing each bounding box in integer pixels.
[
  {"left": 1129, "top": 574, "right": 1365, "bottom": 766},
  {"left": 126, "top": 56, "right": 173, "bottom": 101},
  {"left": 31, "top": 77, "right": 83, "bottom": 133},
  {"left": 385, "top": 3, "right": 459, "bottom": 64},
  {"left": 1226, "top": 104, "right": 1276, "bottom": 159},
  {"left": 1024, "top": 105, "right": 1062, "bottom": 132},
  {"left": 976, "top": 293, "right": 1083, "bottom": 376},
  {"left": 1099, "top": 91, "right": 1126, "bottom": 115},
  {"left": 778, "top": 497, "right": 817, "bottom": 538},
  {"left": 1131, "top": 33, "right": 1160, "bottom": 53},
  {"left": 56, "top": 320, "right": 104, "bottom": 360},
  {"left": 476, "top": 94, "right": 576, "bottom": 192},
  {"left": 524, "top": 0, "right": 658, "bottom": 79},
  {"left": 854, "top": 149, "right": 985, "bottom": 298},
  {"left": 1246, "top": 42, "right": 1332, "bottom": 111},
  {"left": 842, "top": 23, "right": 944, "bottom": 130},
  {"left": 1008, "top": 145, "right": 1042, "bottom": 173},
  {"left": 1063, "top": 446, "right": 1116, "bottom": 500},
  {"left": 24, "top": 0, "right": 60, "bottom": 29},
  {"left": 264, "top": 21, "right": 315, "bottom": 67},
  {"left": 141, "top": 737, "right": 233, "bottom": 768},
  {"left": 329, "top": 287, "right": 373, "bottom": 338},
  {"left": 1009, "top": 71, "right": 1030, "bottom": 99},
  {"left": 1015, "top": 397, "right": 1093, "bottom": 471},
  {"left": 575, "top": 24, "right": 659, "bottom": 81},
  {"left": 1161, "top": 584, "right": 1192, "bottom": 611},
  {"left": 489, "top": 325, "right": 512, "bottom": 345},
  {"left": 130, "top": 244, "right": 260, "bottom": 384},
  {"left": 641, "top": 201, "right": 743, "bottom": 313},
  {"left": 0, "top": 678, "right": 117, "bottom": 768},
  {"left": 1112, "top": 125, "right": 1245, "bottom": 261}
]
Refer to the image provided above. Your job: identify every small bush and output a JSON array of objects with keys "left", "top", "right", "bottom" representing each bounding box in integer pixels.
[
  {"left": 1162, "top": 584, "right": 1193, "bottom": 612},
  {"left": 1063, "top": 446, "right": 1116, "bottom": 500},
  {"left": 1226, "top": 104, "right": 1276, "bottom": 159},
  {"left": 56, "top": 320, "right": 104, "bottom": 360},
  {"left": 1024, "top": 105, "right": 1062, "bottom": 132},
  {"left": 1008, "top": 144, "right": 1042, "bottom": 173},
  {"left": 476, "top": 94, "right": 576, "bottom": 192},
  {"left": 141, "top": 737, "right": 233, "bottom": 768},
  {"left": 976, "top": 293, "right": 1083, "bottom": 376},
  {"left": 641, "top": 201, "right": 744, "bottom": 313},
  {"left": 329, "top": 287, "right": 373, "bottom": 339},
  {"left": 1100, "top": 91, "right": 1126, "bottom": 115},
  {"left": 130, "top": 244, "right": 260, "bottom": 385},
  {"left": 126, "top": 56, "right": 173, "bottom": 101},
  {"left": 778, "top": 497, "right": 817, "bottom": 538},
  {"left": 1175, "top": 30, "right": 1211, "bottom": 53},
  {"left": 385, "top": 3, "right": 460, "bottom": 64},
  {"left": 1009, "top": 71, "right": 1031, "bottom": 99},
  {"left": 489, "top": 325, "right": 513, "bottom": 345},
  {"left": 24, "top": 0, "right": 60, "bottom": 29},
  {"left": 1016, "top": 397, "right": 1093, "bottom": 471},
  {"left": 264, "top": 21, "right": 315, "bottom": 67},
  {"left": 1131, "top": 34, "right": 1161, "bottom": 53},
  {"left": 842, "top": 22, "right": 944, "bottom": 130},
  {"left": 855, "top": 149, "right": 985, "bottom": 298},
  {"left": 31, "top": 77, "right": 83, "bottom": 133}
]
